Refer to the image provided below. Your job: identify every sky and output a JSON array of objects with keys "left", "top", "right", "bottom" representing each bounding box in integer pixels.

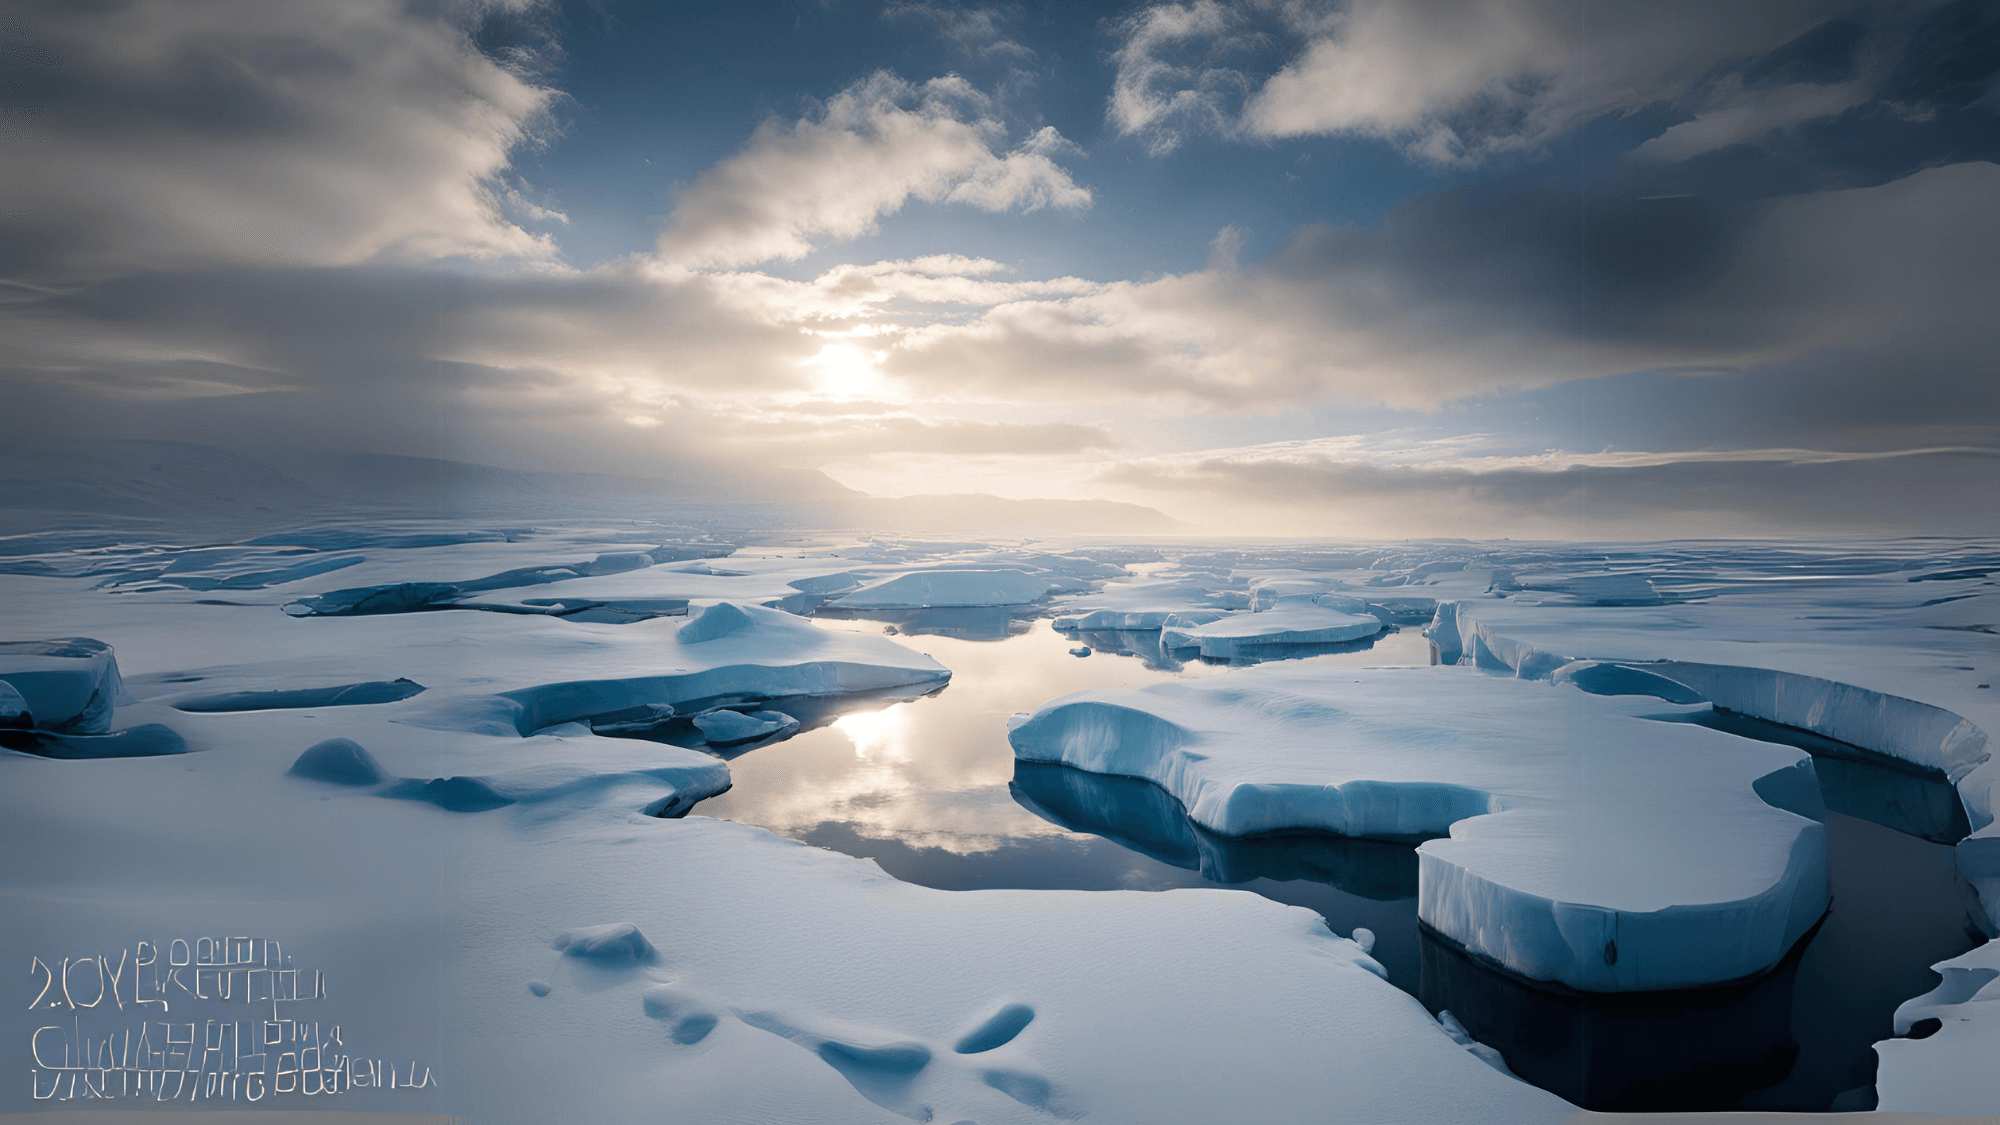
[{"left": 1, "top": 0, "right": 1996, "bottom": 538}]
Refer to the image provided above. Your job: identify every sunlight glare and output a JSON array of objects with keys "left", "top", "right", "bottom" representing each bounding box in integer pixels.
[
  {"left": 805, "top": 343, "right": 885, "bottom": 399},
  {"left": 835, "top": 706, "right": 912, "bottom": 762}
]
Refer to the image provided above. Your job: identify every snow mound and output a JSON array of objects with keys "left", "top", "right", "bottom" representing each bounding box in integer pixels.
[
  {"left": 832, "top": 569, "right": 1054, "bottom": 609},
  {"left": 175, "top": 677, "right": 426, "bottom": 712},
  {"left": 952, "top": 1002, "right": 1035, "bottom": 1054},
  {"left": 381, "top": 774, "right": 517, "bottom": 812},
  {"left": 554, "top": 922, "right": 657, "bottom": 964},
  {"left": 677, "top": 601, "right": 758, "bottom": 643},
  {"left": 1161, "top": 602, "right": 1383, "bottom": 658},
  {"left": 286, "top": 737, "right": 387, "bottom": 786},
  {"left": 641, "top": 985, "right": 721, "bottom": 1044},
  {"left": 0, "top": 637, "right": 122, "bottom": 734},
  {"left": 1009, "top": 665, "right": 1830, "bottom": 992}
]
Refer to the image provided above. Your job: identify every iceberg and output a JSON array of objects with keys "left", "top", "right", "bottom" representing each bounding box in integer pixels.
[
  {"left": 0, "top": 638, "right": 122, "bottom": 734},
  {"left": 1008, "top": 665, "right": 1829, "bottom": 992}
]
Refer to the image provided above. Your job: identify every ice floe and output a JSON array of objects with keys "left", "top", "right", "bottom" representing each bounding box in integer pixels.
[
  {"left": 831, "top": 568, "right": 1056, "bottom": 609},
  {"left": 1160, "top": 599, "right": 1384, "bottom": 658},
  {"left": 1424, "top": 562, "right": 2000, "bottom": 935},
  {"left": 9, "top": 525, "right": 1997, "bottom": 1118},
  {"left": 494, "top": 601, "right": 950, "bottom": 735},
  {"left": 1875, "top": 939, "right": 2000, "bottom": 1115},
  {"left": 1009, "top": 665, "right": 1830, "bottom": 991}
]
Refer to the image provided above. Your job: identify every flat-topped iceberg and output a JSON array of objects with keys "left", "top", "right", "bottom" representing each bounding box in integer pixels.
[
  {"left": 831, "top": 569, "right": 1054, "bottom": 609},
  {"left": 1008, "top": 665, "right": 1829, "bottom": 992},
  {"left": 1160, "top": 601, "right": 1384, "bottom": 658}
]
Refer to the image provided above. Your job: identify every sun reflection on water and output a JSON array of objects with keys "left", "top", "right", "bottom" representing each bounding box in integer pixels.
[{"left": 834, "top": 705, "right": 913, "bottom": 762}]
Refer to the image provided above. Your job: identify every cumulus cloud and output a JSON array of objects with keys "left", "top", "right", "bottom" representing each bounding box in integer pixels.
[
  {"left": 0, "top": 0, "right": 560, "bottom": 280},
  {"left": 656, "top": 72, "right": 1090, "bottom": 267}
]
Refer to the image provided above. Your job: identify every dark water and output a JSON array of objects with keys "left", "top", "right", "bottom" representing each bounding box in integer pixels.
[{"left": 688, "top": 617, "right": 1982, "bottom": 1112}]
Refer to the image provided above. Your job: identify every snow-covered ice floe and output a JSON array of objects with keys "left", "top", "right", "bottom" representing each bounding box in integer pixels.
[
  {"left": 1009, "top": 665, "right": 1830, "bottom": 992},
  {"left": 11, "top": 524, "right": 1998, "bottom": 1118},
  {"left": 1424, "top": 568, "right": 2000, "bottom": 934},
  {"left": 1160, "top": 598, "right": 1384, "bottom": 659},
  {"left": 1050, "top": 577, "right": 1238, "bottom": 631},
  {"left": 0, "top": 777, "right": 1567, "bottom": 1122},
  {"left": 491, "top": 602, "right": 950, "bottom": 735},
  {"left": 830, "top": 568, "right": 1056, "bottom": 609},
  {"left": 0, "top": 537, "right": 1570, "bottom": 1124},
  {"left": 1875, "top": 939, "right": 2000, "bottom": 1115}
]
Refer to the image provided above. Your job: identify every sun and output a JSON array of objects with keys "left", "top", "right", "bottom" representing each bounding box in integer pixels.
[{"left": 804, "top": 342, "right": 885, "bottom": 399}]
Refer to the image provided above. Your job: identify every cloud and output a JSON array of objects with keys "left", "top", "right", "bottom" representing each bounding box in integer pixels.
[
  {"left": 880, "top": 161, "right": 2000, "bottom": 419},
  {"left": 0, "top": 0, "right": 560, "bottom": 280},
  {"left": 1105, "top": 0, "right": 1254, "bottom": 155},
  {"left": 1630, "top": 80, "right": 1871, "bottom": 161},
  {"left": 0, "top": 246, "right": 1120, "bottom": 484},
  {"left": 1109, "top": 0, "right": 1859, "bottom": 165},
  {"left": 884, "top": 2, "right": 1034, "bottom": 60},
  {"left": 656, "top": 72, "right": 1090, "bottom": 268}
]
